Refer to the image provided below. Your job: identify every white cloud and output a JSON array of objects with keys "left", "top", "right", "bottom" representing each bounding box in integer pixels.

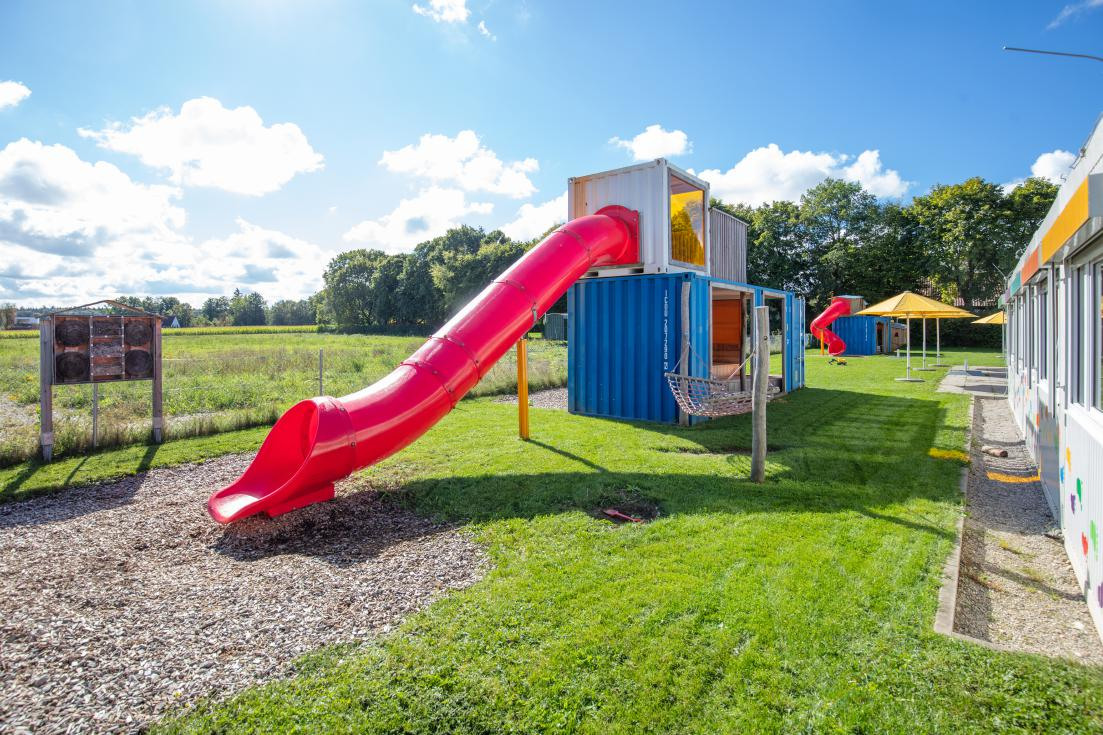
[
  {"left": 183, "top": 219, "right": 329, "bottom": 299},
  {"left": 0, "top": 138, "right": 184, "bottom": 257},
  {"left": 79, "top": 97, "right": 324, "bottom": 196},
  {"left": 380, "top": 130, "right": 537, "bottom": 198},
  {"left": 1002, "top": 149, "right": 1077, "bottom": 192},
  {"left": 839, "top": 150, "right": 909, "bottom": 198},
  {"left": 1031, "top": 149, "right": 1076, "bottom": 183},
  {"left": 0, "top": 81, "right": 31, "bottom": 110},
  {"left": 1048, "top": 0, "right": 1103, "bottom": 28},
  {"left": 412, "top": 0, "right": 469, "bottom": 23},
  {"left": 343, "top": 186, "right": 492, "bottom": 254},
  {"left": 477, "top": 20, "right": 496, "bottom": 40},
  {"left": 501, "top": 191, "right": 566, "bottom": 241},
  {"left": 695, "top": 144, "right": 909, "bottom": 206},
  {"left": 0, "top": 138, "right": 333, "bottom": 304},
  {"left": 610, "top": 124, "right": 692, "bottom": 161}
]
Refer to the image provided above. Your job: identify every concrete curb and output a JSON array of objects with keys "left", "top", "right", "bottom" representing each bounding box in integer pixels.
[
  {"left": 931, "top": 394, "right": 1020, "bottom": 654},
  {"left": 933, "top": 395, "right": 972, "bottom": 636}
]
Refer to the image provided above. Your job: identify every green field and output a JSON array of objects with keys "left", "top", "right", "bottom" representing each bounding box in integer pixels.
[
  {"left": 141, "top": 348, "right": 1103, "bottom": 734},
  {"left": 0, "top": 329, "right": 566, "bottom": 467}
]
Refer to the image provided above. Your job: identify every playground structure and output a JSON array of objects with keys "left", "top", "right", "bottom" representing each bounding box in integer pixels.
[
  {"left": 565, "top": 160, "right": 804, "bottom": 426},
  {"left": 209, "top": 159, "right": 805, "bottom": 523},
  {"left": 810, "top": 295, "right": 902, "bottom": 357}
]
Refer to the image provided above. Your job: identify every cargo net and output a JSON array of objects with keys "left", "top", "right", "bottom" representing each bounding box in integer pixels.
[{"left": 664, "top": 344, "right": 779, "bottom": 417}]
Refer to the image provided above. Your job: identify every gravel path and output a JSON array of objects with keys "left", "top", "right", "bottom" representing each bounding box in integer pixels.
[
  {"left": 494, "top": 387, "right": 567, "bottom": 410},
  {"left": 954, "top": 396, "right": 1103, "bottom": 664},
  {"left": 0, "top": 454, "right": 488, "bottom": 733}
]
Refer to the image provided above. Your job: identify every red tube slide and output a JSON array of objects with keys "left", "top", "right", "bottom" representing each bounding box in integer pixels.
[
  {"left": 810, "top": 297, "right": 850, "bottom": 356},
  {"left": 207, "top": 206, "right": 640, "bottom": 523}
]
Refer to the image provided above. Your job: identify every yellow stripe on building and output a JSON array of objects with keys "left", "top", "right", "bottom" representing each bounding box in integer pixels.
[{"left": 1041, "top": 178, "right": 1090, "bottom": 265}]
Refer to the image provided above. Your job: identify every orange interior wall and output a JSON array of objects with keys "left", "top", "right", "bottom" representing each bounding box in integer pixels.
[{"left": 712, "top": 298, "right": 743, "bottom": 364}]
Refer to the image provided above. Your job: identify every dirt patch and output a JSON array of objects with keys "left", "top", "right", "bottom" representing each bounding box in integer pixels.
[
  {"left": 952, "top": 397, "right": 1102, "bottom": 664},
  {"left": 590, "top": 488, "right": 662, "bottom": 524},
  {"left": 493, "top": 388, "right": 567, "bottom": 410},
  {"left": 0, "top": 454, "right": 489, "bottom": 733}
]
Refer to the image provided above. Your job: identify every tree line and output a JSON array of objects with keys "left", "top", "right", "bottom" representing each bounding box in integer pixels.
[{"left": 718, "top": 176, "right": 1055, "bottom": 344}]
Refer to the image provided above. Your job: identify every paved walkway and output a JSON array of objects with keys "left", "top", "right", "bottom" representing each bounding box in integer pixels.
[
  {"left": 937, "top": 365, "right": 1008, "bottom": 397},
  {"left": 951, "top": 383, "right": 1103, "bottom": 662}
]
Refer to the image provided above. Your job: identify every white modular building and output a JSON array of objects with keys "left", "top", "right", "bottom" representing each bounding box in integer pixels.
[{"left": 1004, "top": 114, "right": 1103, "bottom": 639}]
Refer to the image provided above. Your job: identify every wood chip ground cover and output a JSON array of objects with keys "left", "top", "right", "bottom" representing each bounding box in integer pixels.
[{"left": 0, "top": 455, "right": 487, "bottom": 733}]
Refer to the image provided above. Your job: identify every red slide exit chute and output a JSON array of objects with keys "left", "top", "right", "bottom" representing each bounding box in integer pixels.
[
  {"left": 208, "top": 206, "right": 639, "bottom": 523},
  {"left": 809, "top": 297, "right": 851, "bottom": 357}
]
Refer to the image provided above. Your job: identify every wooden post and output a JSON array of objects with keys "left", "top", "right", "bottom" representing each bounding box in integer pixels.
[
  {"left": 152, "top": 318, "right": 163, "bottom": 443},
  {"left": 318, "top": 348, "right": 325, "bottom": 396},
  {"left": 91, "top": 383, "right": 99, "bottom": 449},
  {"left": 678, "top": 281, "right": 691, "bottom": 427},
  {"left": 750, "top": 305, "right": 769, "bottom": 483},
  {"left": 39, "top": 318, "right": 53, "bottom": 462},
  {"left": 517, "top": 338, "right": 530, "bottom": 440}
]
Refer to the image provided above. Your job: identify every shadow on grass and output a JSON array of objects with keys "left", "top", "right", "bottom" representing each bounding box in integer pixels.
[
  {"left": 0, "top": 442, "right": 164, "bottom": 528},
  {"left": 211, "top": 387, "right": 965, "bottom": 563}
]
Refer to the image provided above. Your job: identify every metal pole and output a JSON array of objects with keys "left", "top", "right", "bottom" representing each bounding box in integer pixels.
[
  {"left": 750, "top": 306, "right": 769, "bottom": 483},
  {"left": 678, "top": 281, "right": 691, "bottom": 427},
  {"left": 917, "top": 317, "right": 934, "bottom": 371},
  {"left": 39, "top": 318, "right": 54, "bottom": 462},
  {"left": 517, "top": 338, "right": 530, "bottom": 440},
  {"left": 1003, "top": 46, "right": 1103, "bottom": 64},
  {"left": 152, "top": 318, "right": 163, "bottom": 443},
  {"left": 896, "top": 316, "right": 924, "bottom": 382},
  {"left": 92, "top": 383, "right": 99, "bottom": 449},
  {"left": 319, "top": 348, "right": 324, "bottom": 396}
]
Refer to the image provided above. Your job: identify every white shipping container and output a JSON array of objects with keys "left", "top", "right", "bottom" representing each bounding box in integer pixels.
[{"left": 569, "top": 159, "right": 711, "bottom": 278}]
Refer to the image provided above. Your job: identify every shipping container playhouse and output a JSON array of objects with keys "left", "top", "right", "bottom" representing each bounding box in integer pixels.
[
  {"left": 827, "top": 296, "right": 898, "bottom": 356},
  {"left": 565, "top": 160, "right": 806, "bottom": 425}
]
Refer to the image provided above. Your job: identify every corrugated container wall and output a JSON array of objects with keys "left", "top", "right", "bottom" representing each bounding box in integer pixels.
[
  {"left": 543, "top": 313, "right": 567, "bottom": 341},
  {"left": 709, "top": 208, "right": 747, "bottom": 282},
  {"left": 568, "top": 273, "right": 710, "bottom": 424},
  {"left": 831, "top": 315, "right": 890, "bottom": 355}
]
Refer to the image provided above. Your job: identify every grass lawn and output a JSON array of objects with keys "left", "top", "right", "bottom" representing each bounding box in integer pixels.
[
  {"left": 0, "top": 426, "right": 270, "bottom": 504},
  {"left": 0, "top": 329, "right": 566, "bottom": 466},
  {"left": 140, "top": 347, "right": 1103, "bottom": 734}
]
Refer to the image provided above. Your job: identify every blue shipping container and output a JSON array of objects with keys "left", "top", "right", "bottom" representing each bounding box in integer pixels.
[
  {"left": 568, "top": 272, "right": 804, "bottom": 424},
  {"left": 831, "top": 315, "right": 891, "bottom": 355},
  {"left": 568, "top": 273, "right": 710, "bottom": 424}
]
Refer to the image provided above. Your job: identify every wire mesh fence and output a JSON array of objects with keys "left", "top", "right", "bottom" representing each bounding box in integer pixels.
[{"left": 0, "top": 339, "right": 568, "bottom": 467}]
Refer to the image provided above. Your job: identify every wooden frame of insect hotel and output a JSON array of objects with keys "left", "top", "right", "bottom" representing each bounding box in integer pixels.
[{"left": 38, "top": 300, "right": 164, "bottom": 461}]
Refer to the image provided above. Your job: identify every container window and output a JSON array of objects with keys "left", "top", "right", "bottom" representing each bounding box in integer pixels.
[
  {"left": 669, "top": 174, "right": 705, "bottom": 267},
  {"left": 1071, "top": 266, "right": 1082, "bottom": 405},
  {"left": 1096, "top": 262, "right": 1103, "bottom": 412},
  {"left": 1039, "top": 282, "right": 1048, "bottom": 380}
]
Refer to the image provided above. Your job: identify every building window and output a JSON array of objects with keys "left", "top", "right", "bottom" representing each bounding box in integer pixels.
[
  {"left": 1039, "top": 282, "right": 1048, "bottom": 380},
  {"left": 1096, "top": 263, "right": 1103, "bottom": 412},
  {"left": 1028, "top": 289, "right": 1036, "bottom": 373},
  {"left": 1071, "top": 267, "right": 1083, "bottom": 405},
  {"left": 669, "top": 174, "right": 705, "bottom": 267}
]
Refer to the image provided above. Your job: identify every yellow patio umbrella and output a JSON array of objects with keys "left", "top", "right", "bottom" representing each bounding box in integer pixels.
[
  {"left": 973, "top": 311, "right": 1005, "bottom": 325},
  {"left": 856, "top": 291, "right": 974, "bottom": 381},
  {"left": 973, "top": 310, "right": 1007, "bottom": 355}
]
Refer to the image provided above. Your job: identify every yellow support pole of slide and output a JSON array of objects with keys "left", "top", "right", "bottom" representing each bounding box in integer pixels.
[{"left": 517, "top": 337, "right": 530, "bottom": 440}]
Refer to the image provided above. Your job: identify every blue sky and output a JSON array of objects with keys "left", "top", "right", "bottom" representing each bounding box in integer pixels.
[{"left": 0, "top": 0, "right": 1101, "bottom": 306}]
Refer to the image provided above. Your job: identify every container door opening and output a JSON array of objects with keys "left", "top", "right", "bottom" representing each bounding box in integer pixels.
[
  {"left": 764, "top": 293, "right": 786, "bottom": 393},
  {"left": 710, "top": 285, "right": 752, "bottom": 389}
]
